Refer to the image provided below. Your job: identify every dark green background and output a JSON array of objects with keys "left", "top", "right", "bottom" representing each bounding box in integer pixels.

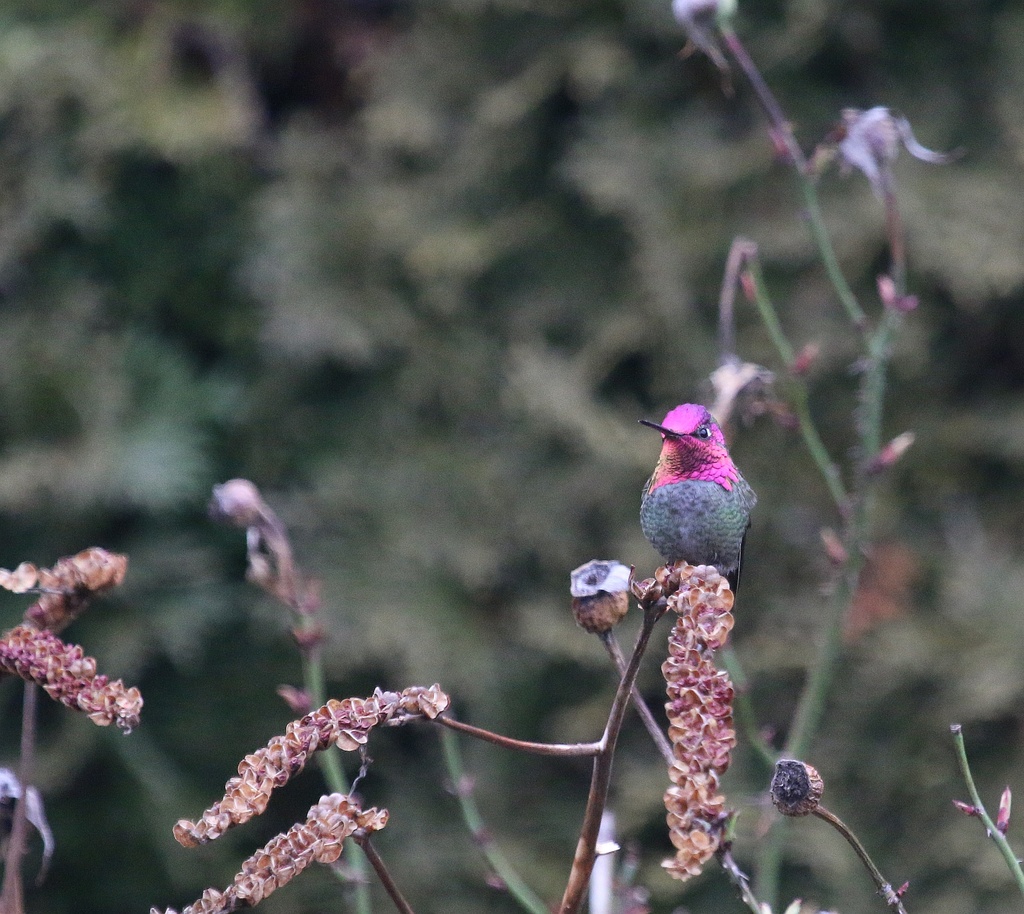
[{"left": 1, "top": 1, "right": 1023, "bottom": 912}]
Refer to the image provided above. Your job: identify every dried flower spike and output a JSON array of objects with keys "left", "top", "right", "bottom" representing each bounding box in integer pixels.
[
  {"left": 152, "top": 794, "right": 387, "bottom": 914},
  {"left": 570, "top": 560, "right": 631, "bottom": 633},
  {"left": 771, "top": 759, "right": 824, "bottom": 816},
  {"left": 0, "top": 548, "right": 129, "bottom": 633},
  {"left": 661, "top": 564, "right": 736, "bottom": 881},
  {"left": 0, "top": 624, "right": 142, "bottom": 732},
  {"left": 174, "top": 685, "right": 449, "bottom": 846}
]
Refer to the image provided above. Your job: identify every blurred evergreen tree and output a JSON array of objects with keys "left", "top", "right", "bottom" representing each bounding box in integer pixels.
[{"left": 0, "top": 1, "right": 1023, "bottom": 912}]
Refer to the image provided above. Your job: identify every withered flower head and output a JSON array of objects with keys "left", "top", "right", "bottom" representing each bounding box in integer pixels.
[
  {"left": 209, "top": 478, "right": 268, "bottom": 528},
  {"left": 1, "top": 548, "right": 128, "bottom": 633},
  {"left": 834, "top": 107, "right": 958, "bottom": 198},
  {"left": 770, "top": 759, "right": 824, "bottom": 817},
  {"left": 570, "top": 560, "right": 631, "bottom": 634}
]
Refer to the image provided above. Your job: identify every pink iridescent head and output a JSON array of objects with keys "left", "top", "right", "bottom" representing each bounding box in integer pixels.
[
  {"left": 640, "top": 404, "right": 737, "bottom": 490},
  {"left": 640, "top": 404, "right": 727, "bottom": 446}
]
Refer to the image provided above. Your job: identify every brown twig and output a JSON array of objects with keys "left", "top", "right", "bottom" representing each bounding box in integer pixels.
[
  {"left": 0, "top": 684, "right": 38, "bottom": 914},
  {"left": 599, "top": 630, "right": 672, "bottom": 766},
  {"left": 354, "top": 834, "right": 416, "bottom": 914},
  {"left": 558, "top": 601, "right": 665, "bottom": 914},
  {"left": 435, "top": 715, "right": 602, "bottom": 758}
]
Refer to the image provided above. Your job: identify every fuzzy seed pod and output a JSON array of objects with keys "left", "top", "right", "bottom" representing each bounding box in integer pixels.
[{"left": 770, "top": 759, "right": 824, "bottom": 816}]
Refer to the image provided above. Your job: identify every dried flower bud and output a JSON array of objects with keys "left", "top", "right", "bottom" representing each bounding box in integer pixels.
[
  {"left": 209, "top": 479, "right": 267, "bottom": 528},
  {"left": 570, "top": 560, "right": 631, "bottom": 633},
  {"left": 708, "top": 358, "right": 776, "bottom": 428},
  {"left": 771, "top": 759, "right": 824, "bottom": 816},
  {"left": 997, "top": 786, "right": 1012, "bottom": 836},
  {"left": 820, "top": 528, "right": 848, "bottom": 566},
  {"left": 790, "top": 342, "right": 821, "bottom": 377},
  {"left": 952, "top": 799, "right": 980, "bottom": 818},
  {"left": 277, "top": 685, "right": 311, "bottom": 716},
  {"left": 877, "top": 274, "right": 918, "bottom": 313},
  {"left": 867, "top": 431, "right": 916, "bottom": 475},
  {"left": 672, "top": 0, "right": 732, "bottom": 74}
]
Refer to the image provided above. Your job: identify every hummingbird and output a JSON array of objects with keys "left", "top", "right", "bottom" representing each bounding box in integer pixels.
[{"left": 640, "top": 404, "right": 756, "bottom": 592}]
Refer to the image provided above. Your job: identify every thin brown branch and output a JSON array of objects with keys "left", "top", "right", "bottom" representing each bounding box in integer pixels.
[
  {"left": 435, "top": 715, "right": 602, "bottom": 757},
  {"left": 599, "top": 630, "right": 672, "bottom": 766},
  {"left": 558, "top": 601, "right": 665, "bottom": 914},
  {"left": 354, "top": 834, "right": 416, "bottom": 914}
]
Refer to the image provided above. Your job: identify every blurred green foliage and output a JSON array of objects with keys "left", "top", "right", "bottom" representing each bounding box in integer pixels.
[{"left": 1, "top": 1, "right": 1024, "bottom": 912}]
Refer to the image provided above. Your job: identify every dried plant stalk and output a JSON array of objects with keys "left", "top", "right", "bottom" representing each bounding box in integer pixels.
[
  {"left": 660, "top": 563, "right": 736, "bottom": 881},
  {"left": 174, "top": 685, "right": 449, "bottom": 846},
  {"left": 153, "top": 793, "right": 388, "bottom": 914}
]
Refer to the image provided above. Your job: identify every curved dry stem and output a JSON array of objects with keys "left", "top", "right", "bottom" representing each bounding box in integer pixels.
[{"left": 558, "top": 601, "right": 665, "bottom": 914}]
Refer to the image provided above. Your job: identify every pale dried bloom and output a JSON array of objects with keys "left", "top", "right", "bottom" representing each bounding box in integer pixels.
[
  {"left": 570, "top": 559, "right": 631, "bottom": 633},
  {"left": 152, "top": 793, "right": 387, "bottom": 914},
  {"left": 834, "top": 106, "right": 957, "bottom": 199},
  {"left": 174, "top": 685, "right": 449, "bottom": 846},
  {"left": 0, "top": 624, "right": 142, "bottom": 732},
  {"left": 0, "top": 547, "right": 128, "bottom": 633},
  {"left": 660, "top": 563, "right": 736, "bottom": 881}
]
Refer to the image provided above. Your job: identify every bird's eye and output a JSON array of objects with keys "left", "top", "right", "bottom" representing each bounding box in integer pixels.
[{"left": 695, "top": 426, "right": 712, "bottom": 440}]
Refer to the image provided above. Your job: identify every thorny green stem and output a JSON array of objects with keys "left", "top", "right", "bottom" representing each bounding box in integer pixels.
[
  {"left": 741, "top": 254, "right": 848, "bottom": 509},
  {"left": 719, "top": 27, "right": 867, "bottom": 333},
  {"left": 558, "top": 602, "right": 665, "bottom": 914},
  {"left": 354, "top": 835, "right": 417, "bottom": 914},
  {"left": 812, "top": 805, "right": 908, "bottom": 913},
  {"left": 439, "top": 728, "right": 549, "bottom": 914},
  {"left": 717, "top": 24, "right": 911, "bottom": 910},
  {"left": 951, "top": 725, "right": 1024, "bottom": 899},
  {"left": 599, "top": 630, "right": 673, "bottom": 766}
]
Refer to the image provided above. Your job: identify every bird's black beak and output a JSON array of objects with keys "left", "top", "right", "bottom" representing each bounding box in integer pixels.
[{"left": 638, "top": 419, "right": 678, "bottom": 437}]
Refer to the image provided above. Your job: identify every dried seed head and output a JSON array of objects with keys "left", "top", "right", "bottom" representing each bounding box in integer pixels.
[
  {"left": 661, "top": 567, "right": 736, "bottom": 881},
  {"left": 153, "top": 794, "right": 387, "bottom": 914},
  {"left": 0, "top": 625, "right": 142, "bottom": 732},
  {"left": 173, "top": 685, "right": 450, "bottom": 846},
  {"left": 570, "top": 560, "right": 631, "bottom": 633},
  {"left": 771, "top": 759, "right": 824, "bottom": 816}
]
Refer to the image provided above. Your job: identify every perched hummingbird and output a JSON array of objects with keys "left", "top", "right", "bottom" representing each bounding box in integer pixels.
[{"left": 640, "top": 404, "right": 756, "bottom": 591}]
